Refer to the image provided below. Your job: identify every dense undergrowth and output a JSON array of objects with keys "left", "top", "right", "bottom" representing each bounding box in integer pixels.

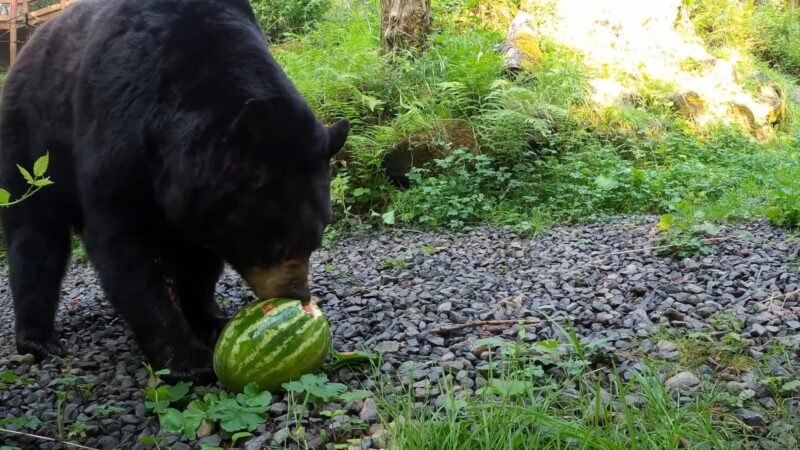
[{"left": 265, "top": 0, "right": 800, "bottom": 242}]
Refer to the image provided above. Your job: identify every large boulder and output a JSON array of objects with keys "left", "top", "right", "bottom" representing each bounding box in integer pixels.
[
  {"left": 669, "top": 91, "right": 705, "bottom": 118},
  {"left": 500, "top": 12, "right": 544, "bottom": 73},
  {"left": 382, "top": 120, "right": 477, "bottom": 187}
]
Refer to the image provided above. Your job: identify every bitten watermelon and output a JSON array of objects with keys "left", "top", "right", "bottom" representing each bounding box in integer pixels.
[{"left": 213, "top": 298, "right": 331, "bottom": 392}]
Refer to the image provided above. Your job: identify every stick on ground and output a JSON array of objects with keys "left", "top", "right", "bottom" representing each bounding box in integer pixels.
[
  {"left": 0, "top": 428, "right": 99, "bottom": 450},
  {"left": 430, "top": 319, "right": 546, "bottom": 335}
]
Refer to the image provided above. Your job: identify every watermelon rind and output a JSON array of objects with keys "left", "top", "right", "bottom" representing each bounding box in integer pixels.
[{"left": 213, "top": 298, "right": 331, "bottom": 392}]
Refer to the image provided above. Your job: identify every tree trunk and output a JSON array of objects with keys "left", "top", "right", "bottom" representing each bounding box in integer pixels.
[{"left": 380, "top": 0, "right": 432, "bottom": 53}]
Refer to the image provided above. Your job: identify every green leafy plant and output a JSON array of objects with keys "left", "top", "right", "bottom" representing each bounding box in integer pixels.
[
  {"left": 323, "top": 348, "right": 381, "bottom": 371},
  {"left": 751, "top": 4, "right": 800, "bottom": 77},
  {"left": 147, "top": 381, "right": 272, "bottom": 439},
  {"left": 207, "top": 383, "right": 272, "bottom": 432},
  {"left": 396, "top": 149, "right": 510, "bottom": 229},
  {"left": 0, "top": 152, "right": 52, "bottom": 207},
  {"left": 381, "top": 257, "right": 408, "bottom": 270},
  {"left": 250, "top": 0, "right": 331, "bottom": 43},
  {"left": 655, "top": 197, "right": 720, "bottom": 258},
  {"left": 283, "top": 373, "right": 347, "bottom": 404},
  {"left": 0, "top": 370, "right": 35, "bottom": 391},
  {"left": 781, "top": 379, "right": 800, "bottom": 393},
  {"left": 49, "top": 373, "right": 96, "bottom": 403},
  {"left": 0, "top": 414, "right": 42, "bottom": 430},
  {"left": 139, "top": 435, "right": 163, "bottom": 449},
  {"left": 140, "top": 357, "right": 376, "bottom": 446},
  {"left": 70, "top": 235, "right": 88, "bottom": 262},
  {"left": 765, "top": 166, "right": 800, "bottom": 229}
]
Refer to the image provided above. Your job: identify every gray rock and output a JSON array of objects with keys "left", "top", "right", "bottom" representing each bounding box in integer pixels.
[
  {"left": 197, "top": 435, "right": 222, "bottom": 447},
  {"left": 369, "top": 424, "right": 389, "bottom": 449},
  {"left": 442, "top": 360, "right": 465, "bottom": 372},
  {"left": 751, "top": 323, "right": 768, "bottom": 337},
  {"left": 360, "top": 398, "right": 379, "bottom": 423},
  {"left": 8, "top": 354, "right": 35, "bottom": 365},
  {"left": 375, "top": 341, "right": 400, "bottom": 353},
  {"left": 244, "top": 433, "right": 273, "bottom": 450},
  {"left": 426, "top": 335, "right": 445, "bottom": 346},
  {"left": 681, "top": 258, "right": 699, "bottom": 270},
  {"left": 196, "top": 419, "right": 216, "bottom": 438},
  {"left": 725, "top": 381, "right": 748, "bottom": 394},
  {"left": 655, "top": 340, "right": 679, "bottom": 361},
  {"left": 96, "top": 436, "right": 119, "bottom": 450},
  {"left": 684, "top": 284, "right": 704, "bottom": 294},
  {"left": 272, "top": 427, "right": 291, "bottom": 445},
  {"left": 665, "top": 372, "right": 701, "bottom": 393},
  {"left": 596, "top": 312, "right": 614, "bottom": 324},
  {"left": 758, "top": 397, "right": 778, "bottom": 410},
  {"left": 270, "top": 402, "right": 288, "bottom": 416},
  {"left": 737, "top": 408, "right": 767, "bottom": 427}
]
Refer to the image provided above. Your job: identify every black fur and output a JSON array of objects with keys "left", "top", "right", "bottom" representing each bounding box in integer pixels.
[{"left": 0, "top": 0, "right": 349, "bottom": 382}]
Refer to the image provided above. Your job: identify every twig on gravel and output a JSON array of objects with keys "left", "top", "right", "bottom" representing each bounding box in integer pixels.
[
  {"left": 0, "top": 428, "right": 99, "bottom": 450},
  {"left": 764, "top": 288, "right": 800, "bottom": 310},
  {"left": 772, "top": 288, "right": 800, "bottom": 301},
  {"left": 430, "top": 318, "right": 555, "bottom": 335},
  {"left": 591, "top": 235, "right": 739, "bottom": 263}
]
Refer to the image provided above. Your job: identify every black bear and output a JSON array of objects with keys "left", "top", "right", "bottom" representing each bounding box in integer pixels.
[{"left": 0, "top": 0, "right": 349, "bottom": 382}]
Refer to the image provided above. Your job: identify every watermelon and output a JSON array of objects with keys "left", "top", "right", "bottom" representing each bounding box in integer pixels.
[{"left": 213, "top": 298, "right": 331, "bottom": 393}]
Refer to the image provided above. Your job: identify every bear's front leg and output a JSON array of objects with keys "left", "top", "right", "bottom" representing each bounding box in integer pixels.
[
  {"left": 168, "top": 244, "right": 230, "bottom": 347},
  {"left": 82, "top": 214, "right": 216, "bottom": 384}
]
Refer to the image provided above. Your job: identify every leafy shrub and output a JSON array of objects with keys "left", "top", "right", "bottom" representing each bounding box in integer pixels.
[
  {"left": 250, "top": 0, "right": 331, "bottom": 43},
  {"left": 682, "top": 0, "right": 755, "bottom": 50},
  {"left": 765, "top": 166, "right": 800, "bottom": 229},
  {"left": 395, "top": 149, "right": 509, "bottom": 229},
  {"left": 656, "top": 197, "right": 720, "bottom": 258},
  {"left": 751, "top": 5, "right": 800, "bottom": 77}
]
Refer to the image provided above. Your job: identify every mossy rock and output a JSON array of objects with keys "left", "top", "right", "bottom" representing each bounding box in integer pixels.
[
  {"left": 728, "top": 103, "right": 756, "bottom": 131},
  {"left": 382, "top": 120, "right": 477, "bottom": 187},
  {"left": 512, "top": 33, "right": 543, "bottom": 70},
  {"left": 766, "top": 97, "right": 788, "bottom": 126},
  {"left": 668, "top": 90, "right": 705, "bottom": 118}
]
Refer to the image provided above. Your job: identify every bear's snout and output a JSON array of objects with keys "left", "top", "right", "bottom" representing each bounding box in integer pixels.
[{"left": 242, "top": 260, "right": 311, "bottom": 303}]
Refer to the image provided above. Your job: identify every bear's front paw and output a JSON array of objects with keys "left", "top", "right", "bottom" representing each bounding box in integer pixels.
[
  {"left": 155, "top": 342, "right": 217, "bottom": 385},
  {"left": 16, "top": 334, "right": 66, "bottom": 362}
]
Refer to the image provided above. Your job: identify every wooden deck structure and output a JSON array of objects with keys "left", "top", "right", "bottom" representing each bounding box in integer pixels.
[{"left": 0, "top": 0, "right": 76, "bottom": 67}]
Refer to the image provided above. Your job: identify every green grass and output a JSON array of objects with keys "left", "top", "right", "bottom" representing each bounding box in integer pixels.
[
  {"left": 374, "top": 324, "right": 799, "bottom": 450},
  {"left": 116, "top": 321, "right": 798, "bottom": 449},
  {"left": 381, "top": 371, "right": 747, "bottom": 449}
]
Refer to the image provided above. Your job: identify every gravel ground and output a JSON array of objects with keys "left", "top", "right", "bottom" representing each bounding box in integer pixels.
[{"left": 1, "top": 216, "right": 800, "bottom": 449}]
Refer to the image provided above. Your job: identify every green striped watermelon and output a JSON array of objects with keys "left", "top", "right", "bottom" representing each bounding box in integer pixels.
[{"left": 213, "top": 298, "right": 331, "bottom": 393}]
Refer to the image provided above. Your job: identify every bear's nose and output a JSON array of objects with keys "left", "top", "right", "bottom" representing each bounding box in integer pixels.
[{"left": 241, "top": 259, "right": 311, "bottom": 303}]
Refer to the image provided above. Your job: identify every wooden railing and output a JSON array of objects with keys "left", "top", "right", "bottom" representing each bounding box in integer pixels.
[{"left": 0, "top": 0, "right": 75, "bottom": 66}]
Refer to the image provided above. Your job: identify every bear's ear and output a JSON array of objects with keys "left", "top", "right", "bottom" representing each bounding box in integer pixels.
[{"left": 327, "top": 119, "right": 350, "bottom": 158}]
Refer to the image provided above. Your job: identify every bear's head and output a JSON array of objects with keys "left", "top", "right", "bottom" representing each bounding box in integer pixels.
[{"left": 174, "top": 95, "right": 349, "bottom": 302}]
